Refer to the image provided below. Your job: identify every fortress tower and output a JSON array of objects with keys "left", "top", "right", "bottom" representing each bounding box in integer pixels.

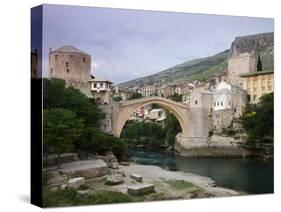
[{"left": 48, "top": 45, "right": 92, "bottom": 96}]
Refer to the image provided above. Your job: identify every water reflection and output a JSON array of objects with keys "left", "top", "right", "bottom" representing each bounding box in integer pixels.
[{"left": 128, "top": 148, "right": 273, "bottom": 194}]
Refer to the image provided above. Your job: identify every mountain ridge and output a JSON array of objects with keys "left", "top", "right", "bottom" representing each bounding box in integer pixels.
[{"left": 120, "top": 32, "right": 274, "bottom": 88}]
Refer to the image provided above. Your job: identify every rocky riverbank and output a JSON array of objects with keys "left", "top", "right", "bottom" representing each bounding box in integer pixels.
[{"left": 43, "top": 156, "right": 240, "bottom": 207}]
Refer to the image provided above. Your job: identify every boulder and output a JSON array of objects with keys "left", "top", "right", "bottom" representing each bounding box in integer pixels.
[
  {"left": 106, "top": 174, "right": 124, "bottom": 185},
  {"left": 43, "top": 153, "right": 78, "bottom": 167},
  {"left": 46, "top": 171, "right": 68, "bottom": 187},
  {"left": 77, "top": 189, "right": 90, "bottom": 197},
  {"left": 68, "top": 177, "right": 85, "bottom": 189},
  {"left": 109, "top": 162, "right": 119, "bottom": 169},
  {"left": 119, "top": 161, "right": 130, "bottom": 166},
  {"left": 109, "top": 168, "right": 125, "bottom": 176},
  {"left": 60, "top": 184, "right": 68, "bottom": 190},
  {"left": 127, "top": 184, "right": 155, "bottom": 196},
  {"left": 59, "top": 159, "right": 108, "bottom": 179},
  {"left": 98, "top": 152, "right": 119, "bottom": 169},
  {"left": 130, "top": 174, "right": 142, "bottom": 182}
]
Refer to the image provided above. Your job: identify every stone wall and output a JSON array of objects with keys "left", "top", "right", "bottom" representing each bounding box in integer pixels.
[
  {"left": 227, "top": 52, "right": 256, "bottom": 87},
  {"left": 48, "top": 48, "right": 92, "bottom": 96},
  {"left": 49, "top": 51, "right": 91, "bottom": 82}
]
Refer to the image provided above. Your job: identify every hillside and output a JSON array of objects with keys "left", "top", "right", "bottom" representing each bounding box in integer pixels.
[
  {"left": 121, "top": 50, "right": 229, "bottom": 87},
  {"left": 120, "top": 32, "right": 274, "bottom": 88},
  {"left": 230, "top": 32, "right": 274, "bottom": 71}
]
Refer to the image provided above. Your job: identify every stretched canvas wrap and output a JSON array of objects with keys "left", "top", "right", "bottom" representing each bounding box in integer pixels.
[{"left": 31, "top": 4, "right": 274, "bottom": 208}]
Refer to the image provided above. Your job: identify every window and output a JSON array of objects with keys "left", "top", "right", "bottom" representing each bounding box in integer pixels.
[
  {"left": 55, "top": 55, "right": 58, "bottom": 60},
  {"left": 253, "top": 95, "right": 257, "bottom": 102},
  {"left": 50, "top": 68, "right": 53, "bottom": 74},
  {"left": 66, "top": 62, "right": 69, "bottom": 67},
  {"left": 195, "top": 100, "right": 198, "bottom": 105},
  {"left": 221, "top": 102, "right": 223, "bottom": 106},
  {"left": 268, "top": 79, "right": 272, "bottom": 90},
  {"left": 66, "top": 69, "right": 69, "bottom": 73},
  {"left": 70, "top": 55, "right": 74, "bottom": 61},
  {"left": 229, "top": 101, "right": 231, "bottom": 106},
  {"left": 83, "top": 57, "right": 86, "bottom": 62},
  {"left": 94, "top": 83, "right": 97, "bottom": 88}
]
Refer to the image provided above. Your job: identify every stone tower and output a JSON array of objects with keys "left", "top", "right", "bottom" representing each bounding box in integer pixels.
[
  {"left": 227, "top": 52, "right": 256, "bottom": 87},
  {"left": 48, "top": 45, "right": 92, "bottom": 96}
]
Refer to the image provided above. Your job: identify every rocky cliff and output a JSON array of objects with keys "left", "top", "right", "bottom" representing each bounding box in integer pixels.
[{"left": 229, "top": 32, "right": 274, "bottom": 71}]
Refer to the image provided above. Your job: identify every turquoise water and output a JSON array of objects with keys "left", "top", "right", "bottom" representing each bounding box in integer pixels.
[{"left": 128, "top": 148, "right": 274, "bottom": 194}]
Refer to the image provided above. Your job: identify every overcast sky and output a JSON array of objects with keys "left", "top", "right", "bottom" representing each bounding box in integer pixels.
[{"left": 41, "top": 4, "right": 273, "bottom": 83}]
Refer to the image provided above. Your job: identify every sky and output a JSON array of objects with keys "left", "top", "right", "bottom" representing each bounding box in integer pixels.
[{"left": 40, "top": 4, "right": 274, "bottom": 84}]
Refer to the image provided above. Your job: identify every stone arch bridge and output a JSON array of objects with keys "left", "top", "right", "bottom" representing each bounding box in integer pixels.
[
  {"left": 112, "top": 96, "right": 190, "bottom": 137},
  {"left": 109, "top": 96, "right": 212, "bottom": 150}
]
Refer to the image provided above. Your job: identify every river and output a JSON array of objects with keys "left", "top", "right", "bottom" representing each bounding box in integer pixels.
[{"left": 127, "top": 148, "right": 273, "bottom": 194}]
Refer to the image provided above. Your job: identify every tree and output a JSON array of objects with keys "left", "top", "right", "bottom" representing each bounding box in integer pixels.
[
  {"left": 64, "top": 86, "right": 104, "bottom": 127},
  {"left": 43, "top": 78, "right": 104, "bottom": 128},
  {"left": 43, "top": 78, "right": 66, "bottom": 109},
  {"left": 129, "top": 92, "right": 143, "bottom": 100},
  {"left": 168, "top": 93, "right": 183, "bottom": 102},
  {"left": 43, "top": 108, "right": 84, "bottom": 168},
  {"left": 113, "top": 96, "right": 123, "bottom": 102},
  {"left": 241, "top": 92, "right": 273, "bottom": 142},
  {"left": 257, "top": 55, "right": 263, "bottom": 72},
  {"left": 164, "top": 112, "right": 181, "bottom": 145}
]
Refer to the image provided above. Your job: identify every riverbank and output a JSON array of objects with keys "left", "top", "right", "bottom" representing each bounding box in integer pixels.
[
  {"left": 117, "top": 162, "right": 240, "bottom": 198},
  {"left": 44, "top": 160, "right": 241, "bottom": 207}
]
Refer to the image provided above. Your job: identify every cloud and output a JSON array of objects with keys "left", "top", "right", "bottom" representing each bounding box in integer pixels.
[{"left": 42, "top": 5, "right": 274, "bottom": 82}]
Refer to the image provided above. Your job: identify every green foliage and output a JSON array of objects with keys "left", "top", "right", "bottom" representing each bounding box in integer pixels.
[
  {"left": 43, "top": 78, "right": 104, "bottom": 127},
  {"left": 43, "top": 108, "right": 84, "bottom": 153},
  {"left": 43, "top": 189, "right": 132, "bottom": 207},
  {"left": 64, "top": 87, "right": 104, "bottom": 127},
  {"left": 92, "top": 191, "right": 133, "bottom": 204},
  {"left": 241, "top": 92, "right": 273, "bottom": 142},
  {"left": 129, "top": 92, "right": 143, "bottom": 100},
  {"left": 113, "top": 96, "right": 123, "bottom": 102},
  {"left": 257, "top": 55, "right": 263, "bottom": 72},
  {"left": 121, "top": 111, "right": 181, "bottom": 147},
  {"left": 78, "top": 127, "right": 127, "bottom": 160},
  {"left": 43, "top": 78, "right": 127, "bottom": 162},
  {"left": 121, "top": 121, "right": 165, "bottom": 148},
  {"left": 43, "top": 78, "right": 66, "bottom": 109},
  {"left": 161, "top": 179, "right": 194, "bottom": 190},
  {"left": 164, "top": 112, "right": 181, "bottom": 145},
  {"left": 168, "top": 93, "right": 182, "bottom": 102},
  {"left": 43, "top": 108, "right": 84, "bottom": 167}
]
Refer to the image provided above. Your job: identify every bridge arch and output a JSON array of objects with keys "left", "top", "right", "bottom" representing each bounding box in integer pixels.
[{"left": 112, "top": 97, "right": 190, "bottom": 138}]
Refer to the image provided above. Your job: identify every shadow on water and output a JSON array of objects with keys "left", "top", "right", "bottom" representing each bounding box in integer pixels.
[{"left": 128, "top": 148, "right": 273, "bottom": 194}]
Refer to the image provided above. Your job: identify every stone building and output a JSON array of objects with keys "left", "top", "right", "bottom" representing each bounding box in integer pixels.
[
  {"left": 240, "top": 70, "right": 274, "bottom": 104},
  {"left": 48, "top": 45, "right": 91, "bottom": 96},
  {"left": 213, "top": 81, "right": 233, "bottom": 111},
  {"left": 187, "top": 87, "right": 213, "bottom": 146},
  {"left": 212, "top": 81, "right": 247, "bottom": 131},
  {"left": 157, "top": 84, "right": 176, "bottom": 98},
  {"left": 89, "top": 77, "right": 113, "bottom": 104},
  {"left": 113, "top": 85, "right": 133, "bottom": 101},
  {"left": 139, "top": 85, "right": 156, "bottom": 97},
  {"left": 227, "top": 52, "right": 256, "bottom": 87},
  {"left": 31, "top": 49, "right": 38, "bottom": 79}
]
